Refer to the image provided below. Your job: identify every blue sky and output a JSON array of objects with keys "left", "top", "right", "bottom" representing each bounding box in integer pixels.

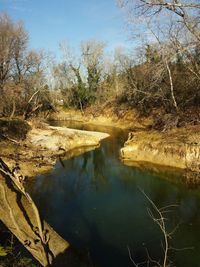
[{"left": 0, "top": 0, "right": 130, "bottom": 55}]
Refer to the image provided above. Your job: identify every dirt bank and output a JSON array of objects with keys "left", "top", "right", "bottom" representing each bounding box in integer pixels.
[
  {"left": 48, "top": 106, "right": 152, "bottom": 130},
  {"left": 0, "top": 123, "right": 109, "bottom": 178},
  {"left": 120, "top": 125, "right": 200, "bottom": 173},
  {"left": 50, "top": 107, "right": 200, "bottom": 173},
  {"left": 2, "top": 106, "right": 199, "bottom": 178}
]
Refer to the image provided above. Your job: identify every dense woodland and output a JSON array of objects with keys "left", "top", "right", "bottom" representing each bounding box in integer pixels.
[{"left": 0, "top": 0, "right": 200, "bottom": 129}]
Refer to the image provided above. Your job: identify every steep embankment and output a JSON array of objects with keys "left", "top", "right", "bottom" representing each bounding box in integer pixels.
[{"left": 120, "top": 126, "right": 200, "bottom": 172}]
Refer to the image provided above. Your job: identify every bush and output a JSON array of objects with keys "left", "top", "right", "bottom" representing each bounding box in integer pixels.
[{"left": 0, "top": 119, "right": 31, "bottom": 141}]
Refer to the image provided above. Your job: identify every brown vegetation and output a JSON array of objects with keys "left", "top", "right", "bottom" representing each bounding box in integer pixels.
[
  {"left": 0, "top": 2, "right": 200, "bottom": 174},
  {"left": 0, "top": 119, "right": 31, "bottom": 141},
  {"left": 0, "top": 13, "right": 54, "bottom": 120},
  {"left": 1, "top": 4, "right": 200, "bottom": 129}
]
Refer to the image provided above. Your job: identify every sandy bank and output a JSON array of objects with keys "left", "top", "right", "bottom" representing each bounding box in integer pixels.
[
  {"left": 0, "top": 124, "right": 109, "bottom": 177},
  {"left": 49, "top": 108, "right": 200, "bottom": 173},
  {"left": 29, "top": 126, "right": 109, "bottom": 151},
  {"left": 120, "top": 126, "right": 200, "bottom": 172},
  {"left": 48, "top": 106, "right": 152, "bottom": 130}
]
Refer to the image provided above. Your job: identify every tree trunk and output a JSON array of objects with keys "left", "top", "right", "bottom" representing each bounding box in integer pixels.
[
  {"left": 165, "top": 60, "right": 178, "bottom": 112},
  {"left": 9, "top": 99, "right": 16, "bottom": 119}
]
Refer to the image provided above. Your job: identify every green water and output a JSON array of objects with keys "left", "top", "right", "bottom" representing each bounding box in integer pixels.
[{"left": 27, "top": 121, "right": 200, "bottom": 267}]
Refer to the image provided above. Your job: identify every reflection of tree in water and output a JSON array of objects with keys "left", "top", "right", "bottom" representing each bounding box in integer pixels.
[
  {"left": 25, "top": 122, "right": 200, "bottom": 267},
  {"left": 80, "top": 151, "right": 91, "bottom": 175},
  {"left": 91, "top": 147, "right": 109, "bottom": 191},
  {"left": 72, "top": 152, "right": 92, "bottom": 195}
]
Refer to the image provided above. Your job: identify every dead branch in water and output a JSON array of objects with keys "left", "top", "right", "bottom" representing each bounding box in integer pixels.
[{"left": 127, "top": 188, "right": 186, "bottom": 267}]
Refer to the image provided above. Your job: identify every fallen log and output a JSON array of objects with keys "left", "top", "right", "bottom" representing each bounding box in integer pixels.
[{"left": 0, "top": 158, "right": 75, "bottom": 266}]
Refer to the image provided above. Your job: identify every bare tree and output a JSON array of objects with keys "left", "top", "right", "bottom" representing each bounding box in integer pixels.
[
  {"left": 138, "top": 1, "right": 200, "bottom": 10},
  {"left": 57, "top": 40, "right": 105, "bottom": 110},
  {"left": 118, "top": 0, "right": 200, "bottom": 41},
  {"left": 0, "top": 13, "right": 49, "bottom": 118},
  {"left": 58, "top": 43, "right": 87, "bottom": 110},
  {"left": 0, "top": 14, "right": 29, "bottom": 117},
  {"left": 81, "top": 39, "right": 105, "bottom": 98},
  {"left": 0, "top": 14, "right": 16, "bottom": 91}
]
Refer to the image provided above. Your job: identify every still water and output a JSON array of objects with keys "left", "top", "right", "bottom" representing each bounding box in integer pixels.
[{"left": 27, "top": 121, "right": 200, "bottom": 267}]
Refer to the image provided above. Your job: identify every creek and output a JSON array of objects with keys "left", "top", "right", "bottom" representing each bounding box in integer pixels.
[{"left": 27, "top": 121, "right": 200, "bottom": 267}]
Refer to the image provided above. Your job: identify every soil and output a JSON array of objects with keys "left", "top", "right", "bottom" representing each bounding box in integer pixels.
[
  {"left": 121, "top": 125, "right": 200, "bottom": 171},
  {"left": 48, "top": 105, "right": 152, "bottom": 129},
  {"left": 0, "top": 121, "right": 109, "bottom": 178},
  {"left": 1, "top": 105, "right": 199, "bottom": 178},
  {"left": 49, "top": 107, "right": 200, "bottom": 175}
]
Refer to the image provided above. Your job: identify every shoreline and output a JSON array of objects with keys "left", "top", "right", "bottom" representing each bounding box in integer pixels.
[
  {"left": 120, "top": 127, "right": 200, "bottom": 173},
  {"left": 1, "top": 107, "right": 199, "bottom": 180},
  {"left": 49, "top": 108, "right": 200, "bottom": 174},
  {"left": 0, "top": 124, "right": 109, "bottom": 178}
]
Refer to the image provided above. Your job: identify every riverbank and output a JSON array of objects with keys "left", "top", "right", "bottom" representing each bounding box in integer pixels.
[
  {"left": 48, "top": 105, "right": 152, "bottom": 130},
  {"left": 1, "top": 106, "right": 199, "bottom": 178},
  {"left": 120, "top": 125, "right": 200, "bottom": 171},
  {"left": 0, "top": 122, "right": 109, "bottom": 178},
  {"left": 49, "top": 107, "right": 200, "bottom": 175}
]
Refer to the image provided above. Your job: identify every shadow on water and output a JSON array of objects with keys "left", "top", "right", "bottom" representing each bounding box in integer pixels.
[
  {"left": 0, "top": 158, "right": 96, "bottom": 267},
  {"left": 27, "top": 121, "right": 200, "bottom": 267}
]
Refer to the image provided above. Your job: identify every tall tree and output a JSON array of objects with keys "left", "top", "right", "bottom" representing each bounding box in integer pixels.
[
  {"left": 0, "top": 13, "right": 48, "bottom": 118},
  {"left": 118, "top": 0, "right": 200, "bottom": 41},
  {"left": 81, "top": 40, "right": 105, "bottom": 101}
]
